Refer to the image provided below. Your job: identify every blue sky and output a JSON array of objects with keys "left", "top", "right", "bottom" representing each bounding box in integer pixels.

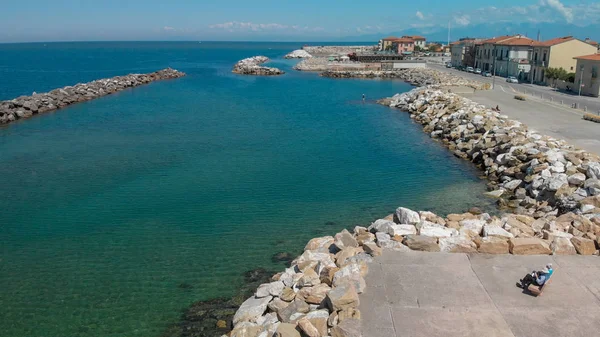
[{"left": 2, "top": 0, "right": 599, "bottom": 42}]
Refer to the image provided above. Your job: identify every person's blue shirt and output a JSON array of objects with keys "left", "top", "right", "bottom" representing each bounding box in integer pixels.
[{"left": 536, "top": 273, "right": 547, "bottom": 285}]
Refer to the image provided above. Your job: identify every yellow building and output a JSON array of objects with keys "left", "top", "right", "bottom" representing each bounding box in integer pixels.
[
  {"left": 573, "top": 54, "right": 600, "bottom": 97},
  {"left": 530, "top": 36, "right": 598, "bottom": 84},
  {"left": 380, "top": 36, "right": 399, "bottom": 51}
]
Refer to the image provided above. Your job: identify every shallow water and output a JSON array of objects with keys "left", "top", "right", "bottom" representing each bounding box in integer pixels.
[{"left": 0, "top": 42, "right": 493, "bottom": 337}]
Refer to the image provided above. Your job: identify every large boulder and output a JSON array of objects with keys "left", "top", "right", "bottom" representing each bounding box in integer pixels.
[
  {"left": 395, "top": 207, "right": 420, "bottom": 224},
  {"left": 256, "top": 281, "right": 285, "bottom": 298},
  {"left": 403, "top": 235, "right": 440, "bottom": 252},
  {"left": 508, "top": 238, "right": 551, "bottom": 255},
  {"left": 362, "top": 242, "right": 382, "bottom": 257},
  {"left": 332, "top": 263, "right": 366, "bottom": 293},
  {"left": 418, "top": 222, "right": 457, "bottom": 238},
  {"left": 305, "top": 283, "right": 331, "bottom": 304},
  {"left": 275, "top": 323, "right": 302, "bottom": 337},
  {"left": 334, "top": 229, "right": 359, "bottom": 249},
  {"left": 331, "top": 318, "right": 361, "bottom": 337},
  {"left": 571, "top": 237, "right": 597, "bottom": 255},
  {"left": 305, "top": 310, "right": 329, "bottom": 336},
  {"left": 550, "top": 237, "right": 577, "bottom": 255},
  {"left": 477, "top": 237, "right": 509, "bottom": 254},
  {"left": 233, "top": 295, "right": 273, "bottom": 324},
  {"left": 483, "top": 225, "right": 514, "bottom": 239},
  {"left": 459, "top": 219, "right": 486, "bottom": 237},
  {"left": 367, "top": 219, "right": 395, "bottom": 234},
  {"left": 297, "top": 317, "right": 320, "bottom": 337},
  {"left": 304, "top": 236, "right": 334, "bottom": 252},
  {"left": 389, "top": 224, "right": 418, "bottom": 236},
  {"left": 439, "top": 236, "right": 477, "bottom": 253},
  {"left": 327, "top": 283, "right": 359, "bottom": 311},
  {"left": 277, "top": 298, "right": 310, "bottom": 323}
]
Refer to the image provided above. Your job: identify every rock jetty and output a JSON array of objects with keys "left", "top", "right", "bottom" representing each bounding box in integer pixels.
[
  {"left": 385, "top": 87, "right": 600, "bottom": 218},
  {"left": 227, "top": 203, "right": 600, "bottom": 336},
  {"left": 0, "top": 68, "right": 185, "bottom": 125},
  {"left": 284, "top": 50, "right": 313, "bottom": 59},
  {"left": 232, "top": 56, "right": 284, "bottom": 76},
  {"left": 293, "top": 58, "right": 331, "bottom": 72},
  {"left": 322, "top": 68, "right": 491, "bottom": 90},
  {"left": 302, "top": 45, "right": 375, "bottom": 57}
]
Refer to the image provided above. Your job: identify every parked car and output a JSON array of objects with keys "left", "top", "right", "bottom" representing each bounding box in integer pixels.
[
  {"left": 466, "top": 67, "right": 474, "bottom": 73},
  {"left": 482, "top": 71, "right": 492, "bottom": 77},
  {"left": 445, "top": 62, "right": 452, "bottom": 68},
  {"left": 474, "top": 68, "right": 482, "bottom": 74},
  {"left": 506, "top": 76, "right": 519, "bottom": 83}
]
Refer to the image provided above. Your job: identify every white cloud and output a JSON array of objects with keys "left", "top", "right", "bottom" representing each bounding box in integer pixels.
[
  {"left": 540, "top": 0, "right": 573, "bottom": 23},
  {"left": 416, "top": 11, "right": 425, "bottom": 20},
  {"left": 453, "top": 15, "right": 471, "bottom": 26},
  {"left": 163, "top": 26, "right": 175, "bottom": 31}
]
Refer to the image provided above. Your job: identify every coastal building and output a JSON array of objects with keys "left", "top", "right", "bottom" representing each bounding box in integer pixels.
[
  {"left": 450, "top": 38, "right": 480, "bottom": 67},
  {"left": 573, "top": 53, "right": 600, "bottom": 97},
  {"left": 402, "top": 35, "right": 426, "bottom": 49},
  {"left": 380, "top": 36, "right": 400, "bottom": 51},
  {"left": 530, "top": 36, "right": 598, "bottom": 84},
  {"left": 474, "top": 35, "right": 534, "bottom": 78},
  {"left": 491, "top": 35, "right": 535, "bottom": 78},
  {"left": 394, "top": 38, "right": 415, "bottom": 54}
]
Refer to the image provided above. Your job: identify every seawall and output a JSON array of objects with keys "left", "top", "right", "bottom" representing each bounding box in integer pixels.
[
  {"left": 223, "top": 68, "right": 600, "bottom": 337},
  {"left": 0, "top": 68, "right": 185, "bottom": 125}
]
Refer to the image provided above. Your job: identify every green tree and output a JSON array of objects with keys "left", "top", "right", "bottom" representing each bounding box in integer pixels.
[
  {"left": 546, "top": 67, "right": 569, "bottom": 87},
  {"left": 414, "top": 45, "right": 423, "bottom": 52},
  {"left": 565, "top": 72, "right": 576, "bottom": 83}
]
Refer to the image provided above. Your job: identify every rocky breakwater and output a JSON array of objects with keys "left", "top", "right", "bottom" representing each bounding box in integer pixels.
[
  {"left": 227, "top": 229, "right": 372, "bottom": 337},
  {"left": 302, "top": 46, "right": 375, "bottom": 57},
  {"left": 385, "top": 87, "right": 600, "bottom": 219},
  {"left": 284, "top": 50, "right": 313, "bottom": 59},
  {"left": 322, "top": 68, "right": 491, "bottom": 90},
  {"left": 225, "top": 202, "right": 600, "bottom": 337},
  {"left": 232, "top": 56, "right": 284, "bottom": 76},
  {"left": 0, "top": 68, "right": 185, "bottom": 125}
]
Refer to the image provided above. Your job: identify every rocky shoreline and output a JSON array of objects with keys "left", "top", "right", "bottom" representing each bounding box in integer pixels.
[
  {"left": 321, "top": 68, "right": 491, "bottom": 90},
  {"left": 221, "top": 68, "right": 600, "bottom": 337},
  {"left": 232, "top": 56, "right": 284, "bottom": 76},
  {"left": 301, "top": 46, "right": 375, "bottom": 57},
  {"left": 284, "top": 50, "right": 313, "bottom": 59},
  {"left": 0, "top": 68, "right": 185, "bottom": 125}
]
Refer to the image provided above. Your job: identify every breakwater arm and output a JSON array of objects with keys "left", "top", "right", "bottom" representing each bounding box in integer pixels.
[
  {"left": 0, "top": 68, "right": 185, "bottom": 125},
  {"left": 232, "top": 56, "right": 284, "bottom": 76},
  {"left": 321, "top": 68, "right": 491, "bottom": 90}
]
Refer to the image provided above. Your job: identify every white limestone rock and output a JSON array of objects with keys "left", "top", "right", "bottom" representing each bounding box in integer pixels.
[
  {"left": 395, "top": 207, "right": 421, "bottom": 224},
  {"left": 233, "top": 295, "right": 273, "bottom": 325}
]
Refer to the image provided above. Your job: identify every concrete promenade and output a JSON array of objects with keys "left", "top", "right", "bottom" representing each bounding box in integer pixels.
[{"left": 360, "top": 251, "right": 600, "bottom": 337}]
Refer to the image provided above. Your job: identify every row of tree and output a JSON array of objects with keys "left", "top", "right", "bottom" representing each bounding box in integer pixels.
[{"left": 545, "top": 67, "right": 576, "bottom": 85}]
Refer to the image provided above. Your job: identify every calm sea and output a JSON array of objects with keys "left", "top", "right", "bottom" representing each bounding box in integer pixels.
[{"left": 0, "top": 41, "right": 492, "bottom": 337}]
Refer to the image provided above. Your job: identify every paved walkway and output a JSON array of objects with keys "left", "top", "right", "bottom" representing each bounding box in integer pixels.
[{"left": 360, "top": 251, "right": 600, "bottom": 337}]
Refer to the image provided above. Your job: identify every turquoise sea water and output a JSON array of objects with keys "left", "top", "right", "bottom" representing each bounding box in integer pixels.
[{"left": 0, "top": 42, "right": 493, "bottom": 337}]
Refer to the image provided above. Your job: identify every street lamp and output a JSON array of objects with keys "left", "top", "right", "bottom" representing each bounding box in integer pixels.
[
  {"left": 579, "top": 65, "right": 584, "bottom": 96},
  {"left": 492, "top": 45, "right": 496, "bottom": 89}
]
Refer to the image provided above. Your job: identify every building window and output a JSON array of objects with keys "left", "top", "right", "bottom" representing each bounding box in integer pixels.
[
  {"left": 593, "top": 66, "right": 598, "bottom": 79},
  {"left": 543, "top": 52, "right": 546, "bottom": 62},
  {"left": 506, "top": 50, "right": 509, "bottom": 58},
  {"left": 571, "top": 66, "right": 574, "bottom": 71},
  {"left": 534, "top": 52, "right": 538, "bottom": 61}
]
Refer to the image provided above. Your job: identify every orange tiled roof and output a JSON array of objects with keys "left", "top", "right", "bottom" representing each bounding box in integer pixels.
[
  {"left": 498, "top": 36, "right": 535, "bottom": 46},
  {"left": 403, "top": 35, "right": 426, "bottom": 40},
  {"left": 586, "top": 40, "right": 599, "bottom": 46},
  {"left": 394, "top": 38, "right": 415, "bottom": 43},
  {"left": 574, "top": 53, "right": 600, "bottom": 61},
  {"left": 480, "top": 35, "right": 514, "bottom": 44},
  {"left": 533, "top": 36, "right": 574, "bottom": 46},
  {"left": 382, "top": 36, "right": 399, "bottom": 41}
]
